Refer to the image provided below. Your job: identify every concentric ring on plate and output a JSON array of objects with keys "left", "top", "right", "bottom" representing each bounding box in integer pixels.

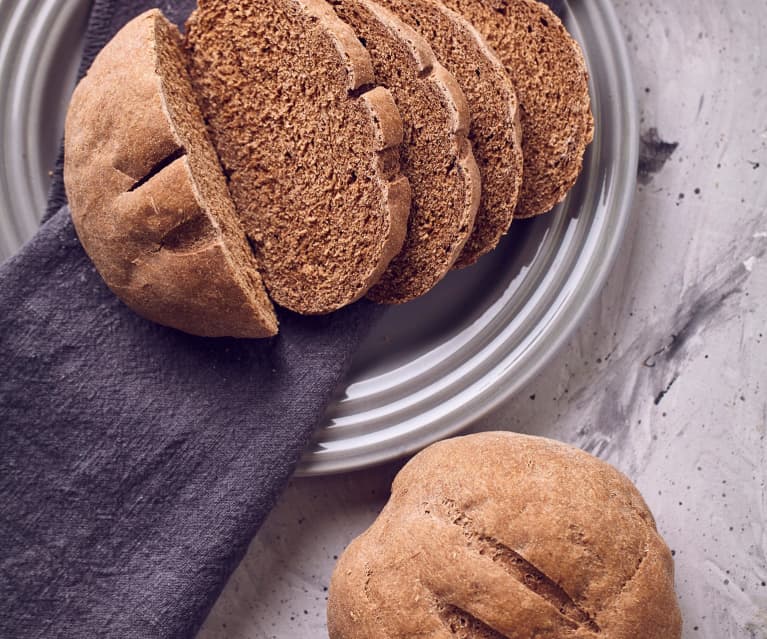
[
  {"left": 299, "top": 0, "right": 638, "bottom": 475},
  {"left": 0, "top": 0, "right": 637, "bottom": 476}
]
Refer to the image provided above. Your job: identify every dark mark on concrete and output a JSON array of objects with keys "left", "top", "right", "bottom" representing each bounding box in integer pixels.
[
  {"left": 589, "top": 243, "right": 763, "bottom": 476},
  {"left": 643, "top": 345, "right": 668, "bottom": 368},
  {"left": 638, "top": 128, "right": 679, "bottom": 185},
  {"left": 644, "top": 287, "right": 742, "bottom": 367},
  {"left": 666, "top": 288, "right": 741, "bottom": 361},
  {"left": 654, "top": 374, "right": 679, "bottom": 405},
  {"left": 749, "top": 161, "right": 761, "bottom": 170}
]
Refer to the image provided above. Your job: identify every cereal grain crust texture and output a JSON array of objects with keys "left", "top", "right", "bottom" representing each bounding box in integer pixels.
[{"left": 328, "top": 432, "right": 682, "bottom": 639}]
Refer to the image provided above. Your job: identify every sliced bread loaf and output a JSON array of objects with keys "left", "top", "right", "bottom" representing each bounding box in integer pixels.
[
  {"left": 64, "top": 9, "right": 278, "bottom": 338},
  {"left": 379, "top": 0, "right": 524, "bottom": 267},
  {"left": 185, "top": 0, "right": 410, "bottom": 314},
  {"left": 329, "top": 0, "right": 480, "bottom": 303},
  {"left": 443, "top": 0, "right": 594, "bottom": 217}
]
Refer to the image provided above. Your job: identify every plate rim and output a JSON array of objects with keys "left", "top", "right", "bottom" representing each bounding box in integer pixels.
[
  {"left": 0, "top": 0, "right": 638, "bottom": 477},
  {"left": 296, "top": 0, "right": 639, "bottom": 475}
]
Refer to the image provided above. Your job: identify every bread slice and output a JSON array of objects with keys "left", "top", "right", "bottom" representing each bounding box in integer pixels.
[
  {"left": 64, "top": 9, "right": 278, "bottom": 338},
  {"left": 185, "top": 0, "right": 410, "bottom": 314},
  {"left": 379, "top": 0, "right": 524, "bottom": 267},
  {"left": 443, "top": 0, "right": 594, "bottom": 217},
  {"left": 329, "top": 0, "right": 480, "bottom": 303}
]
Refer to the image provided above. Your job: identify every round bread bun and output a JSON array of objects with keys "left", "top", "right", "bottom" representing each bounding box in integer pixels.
[{"left": 328, "top": 432, "right": 682, "bottom": 639}]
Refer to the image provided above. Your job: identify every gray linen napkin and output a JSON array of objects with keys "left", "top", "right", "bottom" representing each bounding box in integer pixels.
[{"left": 1, "top": 2, "right": 381, "bottom": 637}]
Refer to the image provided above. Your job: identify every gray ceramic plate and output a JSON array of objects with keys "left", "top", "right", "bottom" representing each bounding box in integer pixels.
[{"left": 0, "top": 0, "right": 637, "bottom": 476}]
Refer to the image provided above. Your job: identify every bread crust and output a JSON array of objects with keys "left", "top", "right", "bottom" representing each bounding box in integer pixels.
[
  {"left": 443, "top": 0, "right": 594, "bottom": 217},
  {"left": 328, "top": 433, "right": 682, "bottom": 639},
  {"left": 64, "top": 9, "right": 277, "bottom": 337},
  {"left": 300, "top": 0, "right": 376, "bottom": 90},
  {"left": 330, "top": 0, "right": 480, "bottom": 304},
  {"left": 377, "top": 0, "right": 524, "bottom": 267}
]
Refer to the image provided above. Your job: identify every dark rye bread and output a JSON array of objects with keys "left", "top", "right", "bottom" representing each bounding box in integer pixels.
[
  {"left": 328, "top": 433, "right": 682, "bottom": 639},
  {"left": 444, "top": 0, "right": 594, "bottom": 217},
  {"left": 185, "top": 0, "right": 410, "bottom": 314},
  {"left": 64, "top": 9, "right": 278, "bottom": 338},
  {"left": 330, "top": 0, "right": 480, "bottom": 303},
  {"left": 379, "top": 0, "right": 524, "bottom": 267}
]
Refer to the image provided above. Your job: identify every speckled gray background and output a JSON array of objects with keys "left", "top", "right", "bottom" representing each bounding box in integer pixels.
[{"left": 196, "top": 2, "right": 767, "bottom": 637}]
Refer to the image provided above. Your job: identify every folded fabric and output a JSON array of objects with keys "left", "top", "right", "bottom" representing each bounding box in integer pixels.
[
  {"left": 0, "top": 207, "right": 381, "bottom": 638},
  {"left": 1, "top": 4, "right": 381, "bottom": 637}
]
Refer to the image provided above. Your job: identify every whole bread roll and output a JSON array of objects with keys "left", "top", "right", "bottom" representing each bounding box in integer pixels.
[{"left": 328, "top": 432, "right": 682, "bottom": 639}]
